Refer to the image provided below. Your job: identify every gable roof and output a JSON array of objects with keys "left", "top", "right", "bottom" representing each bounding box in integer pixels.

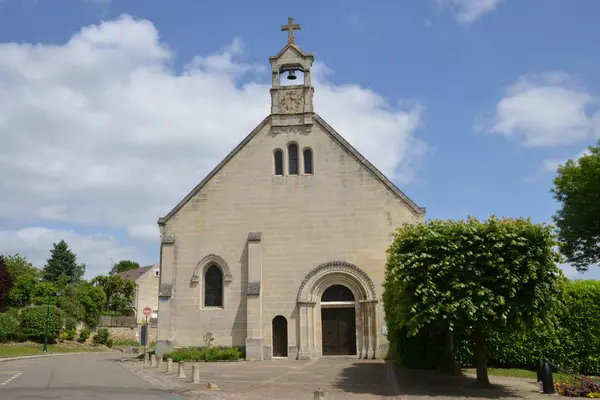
[
  {"left": 117, "top": 264, "right": 157, "bottom": 282},
  {"left": 157, "top": 114, "right": 425, "bottom": 226},
  {"left": 269, "top": 43, "right": 314, "bottom": 61}
]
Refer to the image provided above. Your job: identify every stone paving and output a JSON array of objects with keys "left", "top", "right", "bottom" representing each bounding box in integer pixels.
[{"left": 120, "top": 356, "right": 550, "bottom": 400}]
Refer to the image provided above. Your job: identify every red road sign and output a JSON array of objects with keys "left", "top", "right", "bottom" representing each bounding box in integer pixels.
[{"left": 143, "top": 307, "right": 152, "bottom": 317}]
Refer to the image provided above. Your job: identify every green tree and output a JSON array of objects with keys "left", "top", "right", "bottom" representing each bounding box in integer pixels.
[
  {"left": 383, "top": 216, "right": 564, "bottom": 386},
  {"left": 551, "top": 140, "right": 600, "bottom": 272},
  {"left": 30, "top": 281, "right": 59, "bottom": 306},
  {"left": 3, "top": 253, "right": 42, "bottom": 280},
  {"left": 76, "top": 282, "right": 107, "bottom": 327},
  {"left": 43, "top": 240, "right": 85, "bottom": 284},
  {"left": 91, "top": 275, "right": 135, "bottom": 311},
  {"left": 57, "top": 284, "right": 85, "bottom": 321},
  {"left": 7, "top": 274, "right": 39, "bottom": 308},
  {"left": 110, "top": 260, "right": 140, "bottom": 275},
  {"left": 0, "top": 256, "right": 14, "bottom": 311}
]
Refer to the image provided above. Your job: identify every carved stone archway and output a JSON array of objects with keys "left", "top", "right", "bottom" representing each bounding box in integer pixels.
[
  {"left": 191, "top": 254, "right": 233, "bottom": 284},
  {"left": 296, "top": 261, "right": 378, "bottom": 360}
]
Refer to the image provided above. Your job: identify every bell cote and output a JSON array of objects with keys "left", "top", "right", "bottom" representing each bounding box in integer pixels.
[{"left": 269, "top": 18, "right": 314, "bottom": 133}]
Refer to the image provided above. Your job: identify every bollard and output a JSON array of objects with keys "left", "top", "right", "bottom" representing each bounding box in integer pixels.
[
  {"left": 192, "top": 365, "right": 200, "bottom": 383},
  {"left": 541, "top": 361, "right": 555, "bottom": 394},
  {"left": 143, "top": 352, "right": 149, "bottom": 365},
  {"left": 314, "top": 389, "right": 324, "bottom": 399},
  {"left": 166, "top": 358, "right": 173, "bottom": 373},
  {"left": 150, "top": 354, "right": 156, "bottom": 367},
  {"left": 156, "top": 356, "right": 163, "bottom": 369},
  {"left": 537, "top": 358, "right": 543, "bottom": 382},
  {"left": 178, "top": 361, "right": 186, "bottom": 378}
]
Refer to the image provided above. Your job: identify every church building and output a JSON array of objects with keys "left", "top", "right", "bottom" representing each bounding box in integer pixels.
[{"left": 155, "top": 18, "right": 426, "bottom": 361}]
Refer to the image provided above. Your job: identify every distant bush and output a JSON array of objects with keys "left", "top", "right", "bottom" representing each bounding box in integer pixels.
[
  {"left": 106, "top": 338, "right": 113, "bottom": 348},
  {"left": 63, "top": 317, "right": 77, "bottom": 341},
  {"left": 20, "top": 305, "right": 64, "bottom": 342},
  {"left": 163, "top": 346, "right": 243, "bottom": 362},
  {"left": 0, "top": 312, "right": 20, "bottom": 342},
  {"left": 112, "top": 338, "right": 140, "bottom": 347},
  {"left": 77, "top": 327, "right": 90, "bottom": 343},
  {"left": 92, "top": 328, "right": 109, "bottom": 345}
]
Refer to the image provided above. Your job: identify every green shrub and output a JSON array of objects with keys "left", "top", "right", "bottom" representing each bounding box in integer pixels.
[
  {"left": 106, "top": 338, "right": 113, "bottom": 348},
  {"left": 0, "top": 312, "right": 20, "bottom": 342},
  {"left": 20, "top": 305, "right": 64, "bottom": 342},
  {"left": 92, "top": 328, "right": 109, "bottom": 345},
  {"left": 63, "top": 317, "right": 77, "bottom": 341},
  {"left": 163, "top": 346, "right": 243, "bottom": 362},
  {"left": 386, "top": 279, "right": 600, "bottom": 375},
  {"left": 112, "top": 338, "right": 140, "bottom": 347},
  {"left": 78, "top": 327, "right": 90, "bottom": 343}
]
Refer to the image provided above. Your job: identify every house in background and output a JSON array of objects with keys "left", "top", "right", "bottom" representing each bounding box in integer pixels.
[{"left": 118, "top": 264, "right": 160, "bottom": 323}]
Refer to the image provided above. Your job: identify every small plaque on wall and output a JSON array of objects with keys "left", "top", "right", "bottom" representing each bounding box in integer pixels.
[{"left": 247, "top": 281, "right": 261, "bottom": 295}]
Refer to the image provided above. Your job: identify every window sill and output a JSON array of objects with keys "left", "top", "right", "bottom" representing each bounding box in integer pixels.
[{"left": 201, "top": 306, "right": 225, "bottom": 311}]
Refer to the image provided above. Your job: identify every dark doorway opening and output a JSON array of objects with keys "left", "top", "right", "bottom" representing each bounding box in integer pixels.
[
  {"left": 272, "top": 315, "right": 288, "bottom": 357},
  {"left": 321, "top": 308, "right": 357, "bottom": 356}
]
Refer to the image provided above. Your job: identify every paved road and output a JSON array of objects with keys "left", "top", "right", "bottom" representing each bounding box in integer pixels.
[{"left": 0, "top": 352, "right": 186, "bottom": 400}]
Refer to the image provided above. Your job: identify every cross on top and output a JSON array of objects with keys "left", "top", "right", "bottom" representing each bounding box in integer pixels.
[{"left": 281, "top": 17, "right": 301, "bottom": 44}]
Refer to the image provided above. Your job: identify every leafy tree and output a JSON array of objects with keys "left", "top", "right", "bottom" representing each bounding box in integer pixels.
[
  {"left": 57, "top": 284, "right": 85, "bottom": 321},
  {"left": 551, "top": 140, "right": 600, "bottom": 272},
  {"left": 383, "top": 216, "right": 564, "bottom": 386},
  {"left": 91, "top": 275, "right": 135, "bottom": 312},
  {"left": 7, "top": 274, "right": 39, "bottom": 308},
  {"left": 3, "top": 253, "right": 42, "bottom": 280},
  {"left": 43, "top": 240, "right": 85, "bottom": 284},
  {"left": 20, "top": 305, "right": 64, "bottom": 342},
  {"left": 76, "top": 282, "right": 107, "bottom": 327},
  {"left": 30, "top": 281, "right": 59, "bottom": 306},
  {"left": 110, "top": 260, "right": 140, "bottom": 275},
  {"left": 0, "top": 256, "right": 14, "bottom": 311}
]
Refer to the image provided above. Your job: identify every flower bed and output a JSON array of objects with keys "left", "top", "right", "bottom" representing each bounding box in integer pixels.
[
  {"left": 162, "top": 346, "right": 243, "bottom": 362},
  {"left": 555, "top": 378, "right": 600, "bottom": 397}
]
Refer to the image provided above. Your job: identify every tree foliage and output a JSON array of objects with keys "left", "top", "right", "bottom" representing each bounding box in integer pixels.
[
  {"left": 551, "top": 140, "right": 600, "bottom": 272},
  {"left": 91, "top": 275, "right": 135, "bottom": 312},
  {"left": 383, "top": 216, "right": 564, "bottom": 385},
  {"left": 110, "top": 260, "right": 140, "bottom": 275},
  {"left": 3, "top": 253, "right": 42, "bottom": 280},
  {"left": 7, "top": 274, "right": 38, "bottom": 308},
  {"left": 20, "top": 305, "right": 64, "bottom": 342},
  {"left": 43, "top": 240, "right": 85, "bottom": 284},
  {"left": 0, "top": 256, "right": 14, "bottom": 311},
  {"left": 76, "top": 282, "right": 107, "bottom": 327}
]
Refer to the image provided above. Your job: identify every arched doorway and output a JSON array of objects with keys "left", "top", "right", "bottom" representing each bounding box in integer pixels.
[
  {"left": 320, "top": 285, "right": 357, "bottom": 356},
  {"left": 272, "top": 315, "right": 288, "bottom": 357}
]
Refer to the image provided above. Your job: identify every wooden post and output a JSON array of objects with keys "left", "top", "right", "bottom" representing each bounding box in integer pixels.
[{"left": 178, "top": 361, "right": 186, "bottom": 378}]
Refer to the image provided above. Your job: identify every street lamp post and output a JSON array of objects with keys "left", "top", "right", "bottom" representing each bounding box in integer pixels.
[{"left": 43, "top": 290, "right": 62, "bottom": 353}]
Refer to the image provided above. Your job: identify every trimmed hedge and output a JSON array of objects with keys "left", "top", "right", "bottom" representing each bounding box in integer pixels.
[
  {"left": 20, "top": 305, "right": 64, "bottom": 342},
  {"left": 163, "top": 346, "right": 243, "bottom": 362},
  {"left": 0, "top": 312, "right": 20, "bottom": 342},
  {"left": 387, "top": 280, "right": 600, "bottom": 375}
]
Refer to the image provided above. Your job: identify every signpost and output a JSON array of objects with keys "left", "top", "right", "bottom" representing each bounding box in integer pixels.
[{"left": 143, "top": 307, "right": 152, "bottom": 355}]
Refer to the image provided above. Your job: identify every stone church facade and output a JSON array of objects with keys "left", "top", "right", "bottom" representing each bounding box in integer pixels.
[{"left": 155, "top": 18, "right": 425, "bottom": 361}]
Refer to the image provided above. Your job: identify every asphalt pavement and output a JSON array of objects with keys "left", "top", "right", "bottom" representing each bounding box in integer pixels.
[{"left": 0, "top": 352, "right": 186, "bottom": 400}]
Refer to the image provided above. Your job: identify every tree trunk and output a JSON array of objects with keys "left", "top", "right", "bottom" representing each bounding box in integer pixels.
[
  {"left": 473, "top": 325, "right": 490, "bottom": 387},
  {"left": 438, "top": 329, "right": 461, "bottom": 375}
]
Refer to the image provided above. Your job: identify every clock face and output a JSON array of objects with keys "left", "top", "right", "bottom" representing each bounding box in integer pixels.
[{"left": 280, "top": 90, "right": 303, "bottom": 113}]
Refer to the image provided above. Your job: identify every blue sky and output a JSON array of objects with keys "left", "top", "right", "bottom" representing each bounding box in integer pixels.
[{"left": 0, "top": 0, "right": 599, "bottom": 279}]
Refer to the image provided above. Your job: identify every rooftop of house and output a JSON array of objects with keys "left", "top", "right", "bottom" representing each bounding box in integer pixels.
[{"left": 116, "top": 264, "right": 157, "bottom": 281}]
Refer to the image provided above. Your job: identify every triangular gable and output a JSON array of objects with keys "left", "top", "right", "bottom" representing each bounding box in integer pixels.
[
  {"left": 269, "top": 43, "right": 314, "bottom": 61},
  {"left": 313, "top": 114, "right": 426, "bottom": 216},
  {"left": 158, "top": 114, "right": 425, "bottom": 226}
]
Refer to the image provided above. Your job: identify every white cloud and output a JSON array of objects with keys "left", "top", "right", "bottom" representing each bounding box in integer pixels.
[
  {"left": 0, "top": 227, "right": 146, "bottom": 278},
  {"left": 437, "top": 0, "right": 504, "bottom": 24},
  {"left": 483, "top": 72, "right": 600, "bottom": 147},
  {"left": 0, "top": 16, "right": 425, "bottom": 256},
  {"left": 542, "top": 148, "right": 592, "bottom": 173}
]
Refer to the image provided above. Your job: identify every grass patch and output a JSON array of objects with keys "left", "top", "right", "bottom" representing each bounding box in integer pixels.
[
  {"left": 112, "top": 339, "right": 141, "bottom": 347},
  {"left": 163, "top": 346, "right": 243, "bottom": 362},
  {"left": 0, "top": 342, "right": 107, "bottom": 358},
  {"left": 463, "top": 368, "right": 572, "bottom": 382}
]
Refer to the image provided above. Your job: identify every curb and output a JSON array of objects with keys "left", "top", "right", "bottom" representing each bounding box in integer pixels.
[{"left": 0, "top": 351, "right": 113, "bottom": 363}]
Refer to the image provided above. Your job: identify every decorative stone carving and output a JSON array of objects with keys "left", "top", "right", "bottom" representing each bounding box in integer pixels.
[
  {"left": 271, "top": 125, "right": 312, "bottom": 135},
  {"left": 159, "top": 283, "right": 172, "bottom": 297},
  {"left": 279, "top": 89, "right": 303, "bottom": 113},
  {"left": 247, "top": 281, "right": 261, "bottom": 295},
  {"left": 161, "top": 235, "right": 175, "bottom": 244},
  {"left": 192, "top": 254, "right": 233, "bottom": 284}
]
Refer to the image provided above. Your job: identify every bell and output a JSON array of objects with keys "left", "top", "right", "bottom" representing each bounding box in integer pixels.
[{"left": 287, "top": 70, "right": 297, "bottom": 80}]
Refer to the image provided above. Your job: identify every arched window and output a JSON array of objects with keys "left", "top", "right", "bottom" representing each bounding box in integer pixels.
[
  {"left": 274, "top": 149, "right": 283, "bottom": 176},
  {"left": 288, "top": 143, "right": 298, "bottom": 175},
  {"left": 321, "top": 285, "right": 355, "bottom": 302},
  {"left": 303, "top": 148, "right": 313, "bottom": 174},
  {"left": 204, "top": 265, "right": 223, "bottom": 307}
]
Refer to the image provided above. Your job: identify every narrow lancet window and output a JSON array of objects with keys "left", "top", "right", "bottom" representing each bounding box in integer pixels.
[
  {"left": 288, "top": 143, "right": 298, "bottom": 175},
  {"left": 303, "top": 148, "right": 313, "bottom": 174},
  {"left": 274, "top": 149, "right": 283, "bottom": 175}
]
